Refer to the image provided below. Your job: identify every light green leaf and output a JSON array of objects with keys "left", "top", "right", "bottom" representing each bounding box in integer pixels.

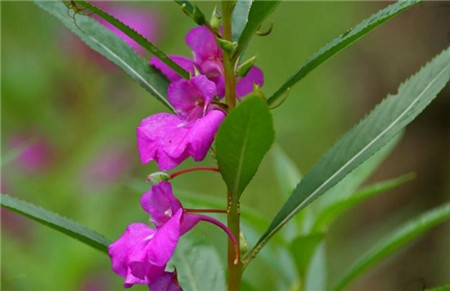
[
  {"left": 173, "top": 238, "right": 226, "bottom": 291},
  {"left": 232, "top": 0, "right": 253, "bottom": 42},
  {"left": 312, "top": 173, "right": 415, "bottom": 232},
  {"left": 267, "top": 0, "right": 420, "bottom": 107},
  {"left": 233, "top": 0, "right": 280, "bottom": 59},
  {"left": 331, "top": 203, "right": 450, "bottom": 291},
  {"left": 304, "top": 241, "right": 327, "bottom": 291},
  {"left": 1, "top": 193, "right": 111, "bottom": 253},
  {"left": 289, "top": 233, "right": 324, "bottom": 277},
  {"left": 174, "top": 0, "right": 207, "bottom": 26},
  {"left": 35, "top": 1, "right": 172, "bottom": 109},
  {"left": 246, "top": 47, "right": 450, "bottom": 262},
  {"left": 215, "top": 95, "right": 275, "bottom": 197}
]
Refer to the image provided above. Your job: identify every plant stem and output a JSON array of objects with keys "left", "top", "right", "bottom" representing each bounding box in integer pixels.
[
  {"left": 222, "top": 1, "right": 237, "bottom": 110},
  {"left": 169, "top": 166, "right": 220, "bottom": 179},
  {"left": 222, "top": 1, "right": 242, "bottom": 290}
]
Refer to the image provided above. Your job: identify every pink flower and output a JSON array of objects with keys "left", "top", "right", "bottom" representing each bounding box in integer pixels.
[
  {"left": 137, "top": 75, "right": 225, "bottom": 171},
  {"left": 150, "top": 26, "right": 264, "bottom": 98},
  {"left": 109, "top": 182, "right": 236, "bottom": 290}
]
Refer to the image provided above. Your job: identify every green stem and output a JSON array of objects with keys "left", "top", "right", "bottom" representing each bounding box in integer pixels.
[
  {"left": 222, "top": 2, "right": 242, "bottom": 290},
  {"left": 74, "top": 0, "right": 190, "bottom": 79}
]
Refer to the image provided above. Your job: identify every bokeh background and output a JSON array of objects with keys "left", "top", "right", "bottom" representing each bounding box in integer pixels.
[{"left": 2, "top": 1, "right": 449, "bottom": 291}]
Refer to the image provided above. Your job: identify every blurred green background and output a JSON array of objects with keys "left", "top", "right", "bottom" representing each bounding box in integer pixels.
[{"left": 1, "top": 1, "right": 449, "bottom": 291}]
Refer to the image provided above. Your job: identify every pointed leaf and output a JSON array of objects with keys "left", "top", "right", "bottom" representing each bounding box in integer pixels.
[
  {"left": 312, "top": 173, "right": 416, "bottom": 232},
  {"left": 233, "top": 0, "right": 280, "bottom": 58},
  {"left": 1, "top": 194, "right": 111, "bottom": 253},
  {"left": 35, "top": 1, "right": 172, "bottom": 109},
  {"left": 246, "top": 47, "right": 450, "bottom": 261},
  {"left": 331, "top": 203, "right": 450, "bottom": 291},
  {"left": 232, "top": 0, "right": 253, "bottom": 42},
  {"left": 289, "top": 233, "right": 324, "bottom": 277},
  {"left": 215, "top": 95, "right": 275, "bottom": 197},
  {"left": 174, "top": 0, "right": 207, "bottom": 26},
  {"left": 267, "top": 0, "right": 420, "bottom": 107}
]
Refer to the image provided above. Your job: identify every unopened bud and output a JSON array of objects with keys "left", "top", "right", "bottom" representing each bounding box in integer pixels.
[
  {"left": 237, "top": 56, "right": 257, "bottom": 77},
  {"left": 216, "top": 38, "right": 237, "bottom": 54},
  {"left": 268, "top": 88, "right": 290, "bottom": 109},
  {"left": 239, "top": 231, "right": 248, "bottom": 256},
  {"left": 210, "top": 6, "right": 220, "bottom": 31},
  {"left": 146, "top": 172, "right": 170, "bottom": 184}
]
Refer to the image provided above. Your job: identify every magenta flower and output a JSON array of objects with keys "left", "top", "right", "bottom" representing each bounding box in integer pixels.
[
  {"left": 150, "top": 26, "right": 264, "bottom": 98},
  {"left": 137, "top": 75, "right": 225, "bottom": 171},
  {"left": 109, "top": 181, "right": 236, "bottom": 290}
]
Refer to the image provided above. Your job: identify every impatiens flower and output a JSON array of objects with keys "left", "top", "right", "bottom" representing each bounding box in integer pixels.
[
  {"left": 137, "top": 75, "right": 225, "bottom": 171},
  {"left": 109, "top": 182, "right": 236, "bottom": 290},
  {"left": 150, "top": 26, "right": 264, "bottom": 98}
]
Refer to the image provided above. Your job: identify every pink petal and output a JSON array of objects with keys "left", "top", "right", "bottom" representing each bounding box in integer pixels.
[
  {"left": 168, "top": 75, "right": 217, "bottom": 120},
  {"left": 187, "top": 110, "right": 226, "bottom": 161},
  {"left": 150, "top": 55, "right": 195, "bottom": 82},
  {"left": 141, "top": 182, "right": 183, "bottom": 228},
  {"left": 147, "top": 271, "right": 182, "bottom": 291},
  {"left": 185, "top": 26, "right": 221, "bottom": 62},
  {"left": 235, "top": 66, "right": 264, "bottom": 98}
]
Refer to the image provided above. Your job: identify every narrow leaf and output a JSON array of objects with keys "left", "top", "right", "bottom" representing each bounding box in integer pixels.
[
  {"left": 232, "top": 0, "right": 253, "bottom": 42},
  {"left": 289, "top": 233, "right": 324, "bottom": 277},
  {"left": 233, "top": 0, "right": 280, "bottom": 59},
  {"left": 247, "top": 47, "right": 450, "bottom": 261},
  {"left": 35, "top": 1, "right": 172, "bottom": 109},
  {"left": 267, "top": 0, "right": 420, "bottom": 106},
  {"left": 1, "top": 194, "right": 111, "bottom": 253},
  {"left": 312, "top": 173, "right": 416, "bottom": 232},
  {"left": 174, "top": 0, "right": 207, "bottom": 26},
  {"left": 215, "top": 95, "right": 275, "bottom": 197},
  {"left": 76, "top": 0, "right": 190, "bottom": 79},
  {"left": 331, "top": 203, "right": 450, "bottom": 291}
]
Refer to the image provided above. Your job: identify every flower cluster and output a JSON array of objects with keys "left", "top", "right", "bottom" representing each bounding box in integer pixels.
[{"left": 109, "top": 25, "right": 261, "bottom": 290}]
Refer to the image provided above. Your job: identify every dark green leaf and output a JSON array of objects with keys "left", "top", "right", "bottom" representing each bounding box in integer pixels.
[
  {"left": 215, "top": 95, "right": 275, "bottom": 197},
  {"left": 331, "top": 203, "right": 450, "bottom": 291},
  {"left": 35, "top": 1, "right": 172, "bottom": 109},
  {"left": 232, "top": 0, "right": 253, "bottom": 42},
  {"left": 312, "top": 173, "right": 416, "bottom": 232},
  {"left": 233, "top": 0, "right": 280, "bottom": 59},
  {"left": 76, "top": 0, "right": 189, "bottom": 79},
  {"left": 267, "top": 0, "right": 421, "bottom": 107},
  {"left": 1, "top": 193, "right": 111, "bottom": 253},
  {"left": 173, "top": 238, "right": 226, "bottom": 291},
  {"left": 246, "top": 47, "right": 450, "bottom": 262}
]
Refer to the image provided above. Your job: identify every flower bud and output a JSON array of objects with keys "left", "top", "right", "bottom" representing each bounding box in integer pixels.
[
  {"left": 216, "top": 38, "right": 237, "bottom": 54},
  {"left": 239, "top": 231, "right": 248, "bottom": 256},
  {"left": 146, "top": 171, "right": 170, "bottom": 184},
  {"left": 210, "top": 6, "right": 220, "bottom": 31},
  {"left": 237, "top": 56, "right": 257, "bottom": 77},
  {"left": 268, "top": 88, "right": 290, "bottom": 109}
]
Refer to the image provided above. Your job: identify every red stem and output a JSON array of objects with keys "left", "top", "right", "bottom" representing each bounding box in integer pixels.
[
  {"left": 185, "top": 208, "right": 228, "bottom": 214},
  {"left": 169, "top": 166, "right": 220, "bottom": 179}
]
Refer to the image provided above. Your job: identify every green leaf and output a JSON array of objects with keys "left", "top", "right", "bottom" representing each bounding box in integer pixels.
[
  {"left": 246, "top": 47, "right": 450, "bottom": 261},
  {"left": 267, "top": 0, "right": 420, "bottom": 107},
  {"left": 35, "top": 1, "right": 172, "bottom": 109},
  {"left": 312, "top": 173, "right": 415, "bottom": 232},
  {"left": 1, "top": 193, "right": 111, "bottom": 253},
  {"left": 331, "top": 203, "right": 450, "bottom": 291},
  {"left": 173, "top": 0, "right": 207, "bottom": 26},
  {"left": 425, "top": 284, "right": 450, "bottom": 291},
  {"left": 215, "top": 95, "right": 275, "bottom": 197},
  {"left": 233, "top": 0, "right": 280, "bottom": 59},
  {"left": 289, "top": 233, "right": 324, "bottom": 277},
  {"left": 232, "top": 0, "right": 253, "bottom": 42},
  {"left": 75, "top": 0, "right": 189, "bottom": 79},
  {"left": 173, "top": 238, "right": 226, "bottom": 291},
  {"left": 304, "top": 241, "right": 327, "bottom": 291}
]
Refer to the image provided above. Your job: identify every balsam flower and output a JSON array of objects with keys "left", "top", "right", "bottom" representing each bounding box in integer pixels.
[
  {"left": 137, "top": 75, "right": 225, "bottom": 171},
  {"left": 150, "top": 26, "right": 264, "bottom": 98},
  {"left": 109, "top": 182, "right": 236, "bottom": 290}
]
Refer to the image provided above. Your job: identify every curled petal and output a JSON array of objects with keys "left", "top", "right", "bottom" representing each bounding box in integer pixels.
[
  {"left": 185, "top": 26, "right": 221, "bottom": 62},
  {"left": 148, "top": 271, "right": 182, "bottom": 291},
  {"left": 150, "top": 55, "right": 195, "bottom": 82},
  {"left": 235, "top": 66, "right": 264, "bottom": 98}
]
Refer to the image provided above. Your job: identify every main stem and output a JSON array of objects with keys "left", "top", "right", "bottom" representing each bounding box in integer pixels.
[{"left": 222, "top": 1, "right": 242, "bottom": 290}]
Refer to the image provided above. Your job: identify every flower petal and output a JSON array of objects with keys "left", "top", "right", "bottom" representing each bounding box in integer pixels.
[
  {"left": 141, "top": 181, "right": 182, "bottom": 228},
  {"left": 235, "top": 66, "right": 264, "bottom": 98},
  {"left": 168, "top": 75, "right": 216, "bottom": 120},
  {"left": 185, "top": 26, "right": 221, "bottom": 62},
  {"left": 147, "top": 271, "right": 182, "bottom": 291},
  {"left": 187, "top": 110, "right": 226, "bottom": 161},
  {"left": 150, "top": 55, "right": 195, "bottom": 82}
]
